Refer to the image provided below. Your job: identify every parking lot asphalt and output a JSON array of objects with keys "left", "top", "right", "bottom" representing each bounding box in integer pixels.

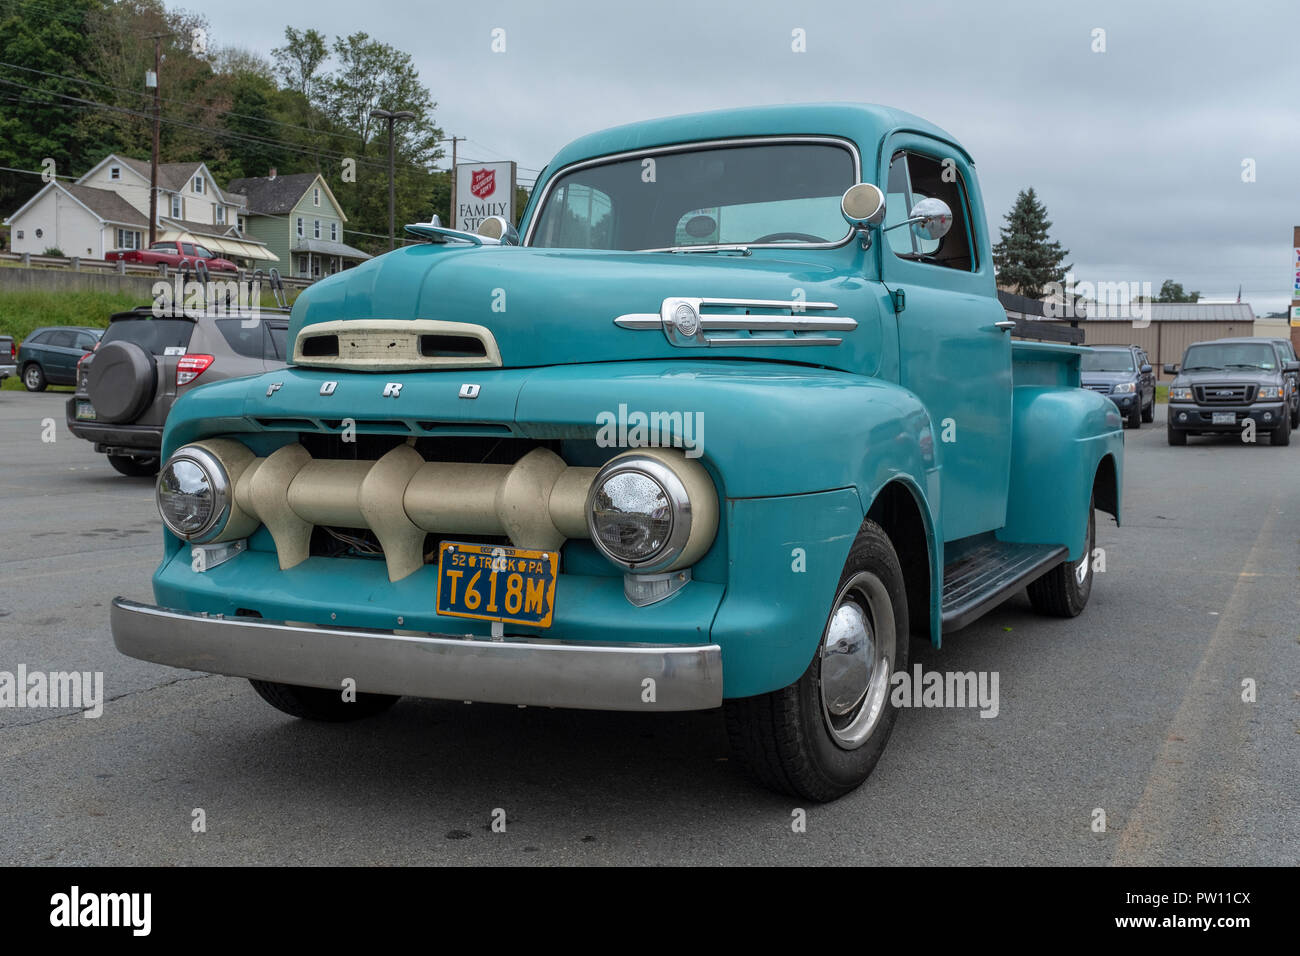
[{"left": 0, "top": 388, "right": 1296, "bottom": 866}]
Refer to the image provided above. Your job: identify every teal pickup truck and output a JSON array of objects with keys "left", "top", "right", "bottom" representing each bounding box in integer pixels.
[{"left": 113, "top": 104, "right": 1123, "bottom": 801}]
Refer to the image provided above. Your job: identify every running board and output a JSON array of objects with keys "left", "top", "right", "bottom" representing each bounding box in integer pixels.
[{"left": 941, "top": 541, "right": 1067, "bottom": 632}]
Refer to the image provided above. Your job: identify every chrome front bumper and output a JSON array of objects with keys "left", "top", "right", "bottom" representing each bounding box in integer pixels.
[{"left": 111, "top": 598, "right": 723, "bottom": 711}]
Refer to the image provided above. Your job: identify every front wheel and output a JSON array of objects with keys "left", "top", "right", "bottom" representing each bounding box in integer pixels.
[
  {"left": 1027, "top": 497, "right": 1095, "bottom": 617},
  {"left": 1167, "top": 425, "right": 1187, "bottom": 446},
  {"left": 107, "top": 454, "right": 159, "bottom": 477},
  {"left": 1126, "top": 401, "right": 1141, "bottom": 429},
  {"left": 249, "top": 680, "right": 400, "bottom": 721},
  {"left": 724, "top": 520, "right": 909, "bottom": 802},
  {"left": 1142, "top": 396, "right": 1155, "bottom": 423},
  {"left": 1271, "top": 414, "right": 1291, "bottom": 446}
]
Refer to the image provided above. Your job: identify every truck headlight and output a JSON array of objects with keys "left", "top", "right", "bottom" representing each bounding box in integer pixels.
[
  {"left": 1256, "top": 386, "right": 1284, "bottom": 400},
  {"left": 586, "top": 451, "right": 718, "bottom": 573},
  {"left": 1112, "top": 382, "right": 1136, "bottom": 394},
  {"left": 157, "top": 445, "right": 231, "bottom": 542},
  {"left": 1170, "top": 387, "right": 1194, "bottom": 401}
]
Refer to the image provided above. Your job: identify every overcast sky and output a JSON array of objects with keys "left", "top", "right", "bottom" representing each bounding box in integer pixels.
[{"left": 201, "top": 0, "right": 1300, "bottom": 313}]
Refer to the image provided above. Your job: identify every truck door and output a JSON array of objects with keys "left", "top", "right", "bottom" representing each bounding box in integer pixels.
[{"left": 879, "top": 137, "right": 1011, "bottom": 541}]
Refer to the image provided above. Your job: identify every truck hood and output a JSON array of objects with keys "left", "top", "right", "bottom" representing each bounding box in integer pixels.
[
  {"left": 288, "top": 243, "right": 883, "bottom": 374},
  {"left": 1172, "top": 368, "right": 1283, "bottom": 387}
]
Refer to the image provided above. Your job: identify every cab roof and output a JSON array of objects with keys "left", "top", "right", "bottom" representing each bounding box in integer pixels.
[{"left": 543, "top": 102, "right": 970, "bottom": 179}]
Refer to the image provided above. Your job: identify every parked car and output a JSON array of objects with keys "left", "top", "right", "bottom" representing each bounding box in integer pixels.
[
  {"left": 1080, "top": 344, "right": 1155, "bottom": 428},
  {"left": 105, "top": 240, "right": 238, "bottom": 273},
  {"left": 1164, "top": 337, "right": 1299, "bottom": 445},
  {"left": 111, "top": 103, "right": 1124, "bottom": 801},
  {"left": 17, "top": 326, "right": 102, "bottom": 391},
  {"left": 0, "top": 335, "right": 15, "bottom": 383},
  {"left": 1264, "top": 337, "right": 1300, "bottom": 428},
  {"left": 66, "top": 305, "right": 289, "bottom": 476}
]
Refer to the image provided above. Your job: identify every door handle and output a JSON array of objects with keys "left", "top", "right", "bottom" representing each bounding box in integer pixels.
[{"left": 993, "top": 320, "right": 1017, "bottom": 331}]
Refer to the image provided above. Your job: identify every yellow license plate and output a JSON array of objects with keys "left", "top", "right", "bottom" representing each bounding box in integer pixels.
[{"left": 436, "top": 542, "right": 558, "bottom": 628}]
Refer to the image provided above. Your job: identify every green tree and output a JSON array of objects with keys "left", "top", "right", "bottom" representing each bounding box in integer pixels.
[
  {"left": 0, "top": 0, "right": 106, "bottom": 212},
  {"left": 1156, "top": 279, "right": 1199, "bottom": 303},
  {"left": 992, "top": 187, "right": 1071, "bottom": 298}
]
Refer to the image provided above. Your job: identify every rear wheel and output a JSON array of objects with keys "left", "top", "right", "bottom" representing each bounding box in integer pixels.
[
  {"left": 249, "top": 680, "right": 400, "bottom": 722},
  {"left": 1028, "top": 497, "right": 1094, "bottom": 617},
  {"left": 107, "top": 454, "right": 159, "bottom": 477},
  {"left": 724, "top": 520, "right": 909, "bottom": 802},
  {"left": 22, "top": 363, "right": 46, "bottom": 392}
]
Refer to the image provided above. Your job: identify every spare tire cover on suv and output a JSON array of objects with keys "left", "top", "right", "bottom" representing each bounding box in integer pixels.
[{"left": 88, "top": 340, "right": 156, "bottom": 423}]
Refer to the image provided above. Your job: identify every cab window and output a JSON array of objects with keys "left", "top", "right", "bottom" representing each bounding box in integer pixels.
[{"left": 884, "top": 151, "right": 977, "bottom": 271}]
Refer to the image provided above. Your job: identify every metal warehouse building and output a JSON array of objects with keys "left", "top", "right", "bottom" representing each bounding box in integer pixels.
[{"left": 1077, "top": 302, "right": 1258, "bottom": 378}]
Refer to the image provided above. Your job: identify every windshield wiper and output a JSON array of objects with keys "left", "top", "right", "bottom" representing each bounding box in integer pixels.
[
  {"left": 647, "top": 244, "right": 752, "bottom": 256},
  {"left": 1226, "top": 363, "right": 1264, "bottom": 369},
  {"left": 1182, "top": 365, "right": 1222, "bottom": 371}
]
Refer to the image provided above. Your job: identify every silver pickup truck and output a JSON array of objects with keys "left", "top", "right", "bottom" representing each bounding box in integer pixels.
[{"left": 0, "top": 335, "right": 15, "bottom": 383}]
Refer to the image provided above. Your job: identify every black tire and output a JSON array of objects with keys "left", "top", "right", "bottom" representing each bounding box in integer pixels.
[
  {"left": 107, "top": 454, "right": 160, "bottom": 477},
  {"left": 724, "top": 520, "right": 910, "bottom": 802},
  {"left": 1167, "top": 425, "right": 1187, "bottom": 446},
  {"left": 1028, "top": 497, "right": 1095, "bottom": 617},
  {"left": 1271, "top": 414, "right": 1291, "bottom": 446},
  {"left": 1141, "top": 396, "right": 1155, "bottom": 423},
  {"left": 1126, "top": 401, "right": 1141, "bottom": 429},
  {"left": 22, "top": 363, "right": 46, "bottom": 392},
  {"left": 249, "top": 679, "right": 400, "bottom": 722}
]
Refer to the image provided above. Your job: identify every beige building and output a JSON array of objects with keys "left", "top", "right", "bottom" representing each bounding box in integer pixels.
[{"left": 1077, "top": 302, "right": 1258, "bottom": 377}]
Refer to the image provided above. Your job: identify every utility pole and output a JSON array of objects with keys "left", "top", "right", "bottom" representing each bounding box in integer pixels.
[
  {"left": 448, "top": 135, "right": 464, "bottom": 229},
  {"left": 370, "top": 108, "right": 415, "bottom": 250},
  {"left": 147, "top": 35, "right": 163, "bottom": 246}
]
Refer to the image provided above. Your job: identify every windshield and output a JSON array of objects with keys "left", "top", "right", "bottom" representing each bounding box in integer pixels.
[
  {"left": 528, "top": 141, "right": 855, "bottom": 251},
  {"left": 1181, "top": 343, "right": 1276, "bottom": 371},
  {"left": 101, "top": 318, "right": 194, "bottom": 354},
  {"left": 1081, "top": 350, "right": 1134, "bottom": 372}
]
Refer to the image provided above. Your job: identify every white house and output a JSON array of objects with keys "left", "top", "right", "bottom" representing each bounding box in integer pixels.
[{"left": 4, "top": 154, "right": 276, "bottom": 266}]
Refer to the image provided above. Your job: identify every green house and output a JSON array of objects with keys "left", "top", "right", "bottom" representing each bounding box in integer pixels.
[{"left": 226, "top": 171, "right": 371, "bottom": 279}]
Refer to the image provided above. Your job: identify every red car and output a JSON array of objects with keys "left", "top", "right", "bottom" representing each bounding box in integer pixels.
[{"left": 105, "top": 240, "right": 238, "bottom": 272}]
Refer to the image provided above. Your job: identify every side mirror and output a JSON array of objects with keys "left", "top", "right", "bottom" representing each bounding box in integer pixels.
[
  {"left": 1163, "top": 363, "right": 1179, "bottom": 374},
  {"left": 840, "top": 183, "right": 886, "bottom": 250},
  {"left": 905, "top": 197, "right": 953, "bottom": 241},
  {"left": 1140, "top": 364, "right": 1152, "bottom": 374},
  {"left": 477, "top": 215, "right": 519, "bottom": 245},
  {"left": 1285, "top": 360, "right": 1300, "bottom": 374},
  {"left": 840, "top": 183, "right": 886, "bottom": 228}
]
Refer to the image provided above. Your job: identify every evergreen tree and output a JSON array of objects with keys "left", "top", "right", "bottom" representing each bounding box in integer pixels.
[{"left": 992, "top": 187, "right": 1071, "bottom": 298}]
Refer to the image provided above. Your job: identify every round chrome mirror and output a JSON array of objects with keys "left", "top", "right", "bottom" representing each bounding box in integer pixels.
[
  {"left": 908, "top": 197, "right": 953, "bottom": 241},
  {"left": 476, "top": 215, "right": 519, "bottom": 245},
  {"left": 841, "top": 183, "right": 886, "bottom": 227}
]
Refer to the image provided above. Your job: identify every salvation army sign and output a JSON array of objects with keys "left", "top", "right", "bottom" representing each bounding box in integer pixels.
[{"left": 455, "top": 161, "right": 516, "bottom": 232}]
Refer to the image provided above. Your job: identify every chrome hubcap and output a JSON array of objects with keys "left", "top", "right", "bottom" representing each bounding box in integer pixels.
[
  {"left": 819, "top": 571, "right": 895, "bottom": 749},
  {"left": 24, "top": 368, "right": 38, "bottom": 387}
]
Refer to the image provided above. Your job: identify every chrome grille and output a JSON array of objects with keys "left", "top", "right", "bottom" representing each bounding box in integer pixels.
[
  {"left": 1194, "top": 384, "right": 1253, "bottom": 404},
  {"left": 1083, "top": 383, "right": 1111, "bottom": 394}
]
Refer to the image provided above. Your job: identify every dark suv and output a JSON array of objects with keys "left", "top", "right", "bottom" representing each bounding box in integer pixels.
[
  {"left": 1264, "top": 336, "right": 1300, "bottom": 427},
  {"left": 1080, "top": 344, "right": 1155, "bottom": 428},
  {"left": 67, "top": 306, "right": 289, "bottom": 476},
  {"left": 1164, "top": 337, "right": 1298, "bottom": 446}
]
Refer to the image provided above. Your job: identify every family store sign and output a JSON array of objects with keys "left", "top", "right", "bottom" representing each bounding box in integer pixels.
[{"left": 454, "top": 161, "right": 517, "bottom": 232}]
